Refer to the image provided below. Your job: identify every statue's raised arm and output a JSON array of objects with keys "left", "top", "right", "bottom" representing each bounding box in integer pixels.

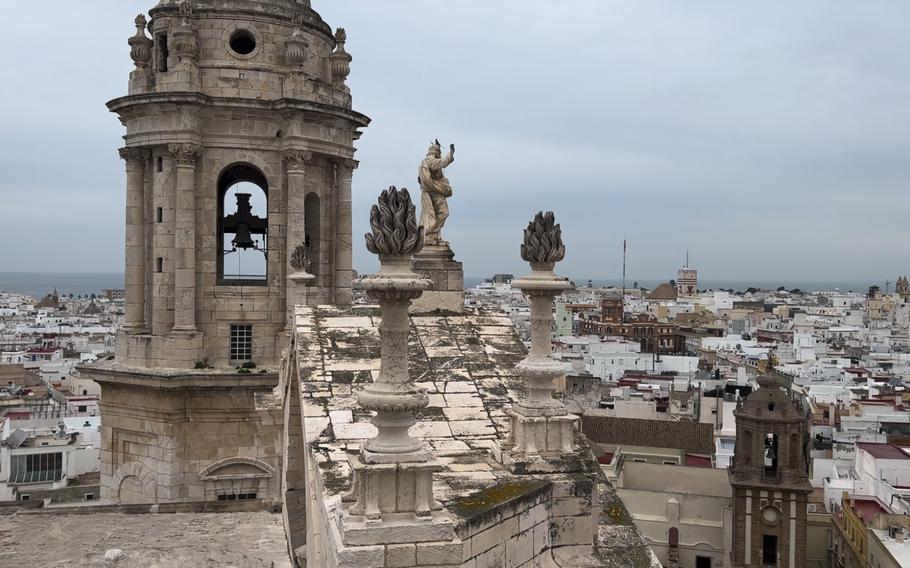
[{"left": 418, "top": 139, "right": 456, "bottom": 246}]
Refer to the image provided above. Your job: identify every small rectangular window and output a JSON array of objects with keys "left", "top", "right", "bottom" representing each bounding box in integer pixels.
[
  {"left": 156, "top": 207, "right": 163, "bottom": 223},
  {"left": 77, "top": 405, "right": 87, "bottom": 412},
  {"left": 158, "top": 34, "right": 168, "bottom": 72},
  {"left": 156, "top": 156, "right": 163, "bottom": 172},
  {"left": 156, "top": 257, "right": 163, "bottom": 273},
  {"left": 84, "top": 493, "right": 95, "bottom": 501},
  {"left": 19, "top": 494, "right": 30, "bottom": 501},
  {"left": 230, "top": 324, "right": 253, "bottom": 362}
]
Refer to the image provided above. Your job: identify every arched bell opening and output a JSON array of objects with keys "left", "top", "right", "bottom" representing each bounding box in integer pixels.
[
  {"left": 217, "top": 164, "right": 269, "bottom": 285},
  {"left": 763, "top": 432, "right": 778, "bottom": 479}
]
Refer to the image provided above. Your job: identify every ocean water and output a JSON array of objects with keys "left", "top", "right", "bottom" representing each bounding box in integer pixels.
[{"left": 0, "top": 272, "right": 124, "bottom": 299}]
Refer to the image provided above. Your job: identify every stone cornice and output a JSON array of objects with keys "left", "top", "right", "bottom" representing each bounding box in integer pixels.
[
  {"left": 81, "top": 363, "right": 278, "bottom": 390},
  {"left": 107, "top": 92, "right": 371, "bottom": 129}
]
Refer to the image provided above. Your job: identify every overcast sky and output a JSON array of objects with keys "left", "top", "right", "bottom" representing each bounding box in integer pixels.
[{"left": 2, "top": 1, "right": 908, "bottom": 283}]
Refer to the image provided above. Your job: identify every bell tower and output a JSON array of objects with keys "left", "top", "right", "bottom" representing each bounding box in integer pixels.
[
  {"left": 730, "top": 372, "right": 812, "bottom": 568},
  {"left": 84, "top": 0, "right": 369, "bottom": 504}
]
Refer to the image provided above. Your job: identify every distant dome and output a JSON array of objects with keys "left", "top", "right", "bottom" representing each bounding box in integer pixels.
[
  {"left": 647, "top": 282, "right": 678, "bottom": 301},
  {"left": 83, "top": 302, "right": 102, "bottom": 316},
  {"left": 36, "top": 290, "right": 59, "bottom": 309}
]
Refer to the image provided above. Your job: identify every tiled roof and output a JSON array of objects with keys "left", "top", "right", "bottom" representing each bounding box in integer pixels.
[
  {"left": 582, "top": 415, "right": 715, "bottom": 455},
  {"left": 856, "top": 442, "right": 910, "bottom": 460}
]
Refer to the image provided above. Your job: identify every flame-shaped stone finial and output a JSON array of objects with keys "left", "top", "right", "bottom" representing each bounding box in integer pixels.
[
  {"left": 365, "top": 186, "right": 425, "bottom": 256},
  {"left": 521, "top": 211, "right": 565, "bottom": 264}
]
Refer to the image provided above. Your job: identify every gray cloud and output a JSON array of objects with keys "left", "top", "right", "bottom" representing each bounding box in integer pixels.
[{"left": 3, "top": 1, "right": 908, "bottom": 285}]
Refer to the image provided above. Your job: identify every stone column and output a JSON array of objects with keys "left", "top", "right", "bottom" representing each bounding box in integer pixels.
[
  {"left": 120, "top": 147, "right": 150, "bottom": 333},
  {"left": 284, "top": 150, "right": 313, "bottom": 326},
  {"left": 500, "top": 211, "right": 581, "bottom": 472},
  {"left": 333, "top": 159, "right": 356, "bottom": 306},
  {"left": 341, "top": 187, "right": 453, "bottom": 545},
  {"left": 169, "top": 143, "right": 201, "bottom": 332}
]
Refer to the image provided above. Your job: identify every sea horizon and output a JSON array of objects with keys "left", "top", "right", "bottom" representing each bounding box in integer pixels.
[{"left": 0, "top": 270, "right": 885, "bottom": 299}]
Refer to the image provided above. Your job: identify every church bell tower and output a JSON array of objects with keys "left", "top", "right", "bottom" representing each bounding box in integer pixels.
[
  {"left": 730, "top": 372, "right": 812, "bottom": 568},
  {"left": 85, "top": 0, "right": 369, "bottom": 504}
]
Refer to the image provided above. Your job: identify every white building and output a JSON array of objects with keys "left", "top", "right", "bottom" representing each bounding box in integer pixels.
[{"left": 0, "top": 415, "right": 100, "bottom": 501}]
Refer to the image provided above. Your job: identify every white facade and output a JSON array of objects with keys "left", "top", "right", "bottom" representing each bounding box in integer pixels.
[{"left": 0, "top": 416, "right": 100, "bottom": 500}]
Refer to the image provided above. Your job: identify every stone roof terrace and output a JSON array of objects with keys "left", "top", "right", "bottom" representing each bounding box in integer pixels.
[{"left": 293, "top": 304, "right": 660, "bottom": 567}]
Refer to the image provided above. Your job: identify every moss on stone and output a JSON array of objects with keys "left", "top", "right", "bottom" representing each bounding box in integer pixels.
[
  {"left": 318, "top": 459, "right": 351, "bottom": 495},
  {"left": 449, "top": 479, "right": 549, "bottom": 521}
]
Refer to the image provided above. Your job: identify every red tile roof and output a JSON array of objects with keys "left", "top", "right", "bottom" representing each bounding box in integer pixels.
[
  {"left": 850, "top": 496, "right": 891, "bottom": 524},
  {"left": 684, "top": 454, "right": 713, "bottom": 468},
  {"left": 856, "top": 442, "right": 910, "bottom": 460},
  {"left": 597, "top": 452, "right": 615, "bottom": 464}
]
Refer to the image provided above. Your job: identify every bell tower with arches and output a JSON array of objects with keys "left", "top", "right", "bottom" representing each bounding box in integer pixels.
[
  {"left": 730, "top": 372, "right": 812, "bottom": 568},
  {"left": 85, "top": 0, "right": 369, "bottom": 504}
]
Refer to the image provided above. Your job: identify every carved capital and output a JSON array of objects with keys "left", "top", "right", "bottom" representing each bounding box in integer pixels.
[
  {"left": 168, "top": 143, "right": 201, "bottom": 167},
  {"left": 119, "top": 147, "right": 150, "bottom": 167},
  {"left": 283, "top": 150, "right": 312, "bottom": 174},
  {"left": 337, "top": 158, "right": 358, "bottom": 172}
]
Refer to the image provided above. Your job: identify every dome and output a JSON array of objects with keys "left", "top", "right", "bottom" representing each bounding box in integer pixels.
[{"left": 646, "top": 282, "right": 678, "bottom": 300}]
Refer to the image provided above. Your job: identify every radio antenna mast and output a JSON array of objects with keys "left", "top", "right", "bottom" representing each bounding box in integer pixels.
[{"left": 622, "top": 238, "right": 627, "bottom": 322}]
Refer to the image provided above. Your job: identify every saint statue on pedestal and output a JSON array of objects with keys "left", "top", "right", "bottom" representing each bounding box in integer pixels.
[{"left": 418, "top": 139, "right": 455, "bottom": 246}]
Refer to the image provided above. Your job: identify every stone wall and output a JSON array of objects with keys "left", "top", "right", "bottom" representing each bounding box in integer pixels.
[{"left": 91, "top": 368, "right": 283, "bottom": 505}]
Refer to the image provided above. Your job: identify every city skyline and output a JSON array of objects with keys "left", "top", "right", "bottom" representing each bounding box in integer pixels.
[{"left": 2, "top": 1, "right": 909, "bottom": 281}]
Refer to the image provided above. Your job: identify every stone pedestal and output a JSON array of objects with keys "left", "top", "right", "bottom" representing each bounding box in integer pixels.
[
  {"left": 287, "top": 271, "right": 315, "bottom": 328},
  {"left": 497, "top": 411, "right": 584, "bottom": 474},
  {"left": 409, "top": 243, "right": 464, "bottom": 314},
  {"left": 340, "top": 456, "right": 453, "bottom": 545}
]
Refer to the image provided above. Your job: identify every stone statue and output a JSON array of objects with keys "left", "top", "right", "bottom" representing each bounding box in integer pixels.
[{"left": 418, "top": 139, "right": 455, "bottom": 246}]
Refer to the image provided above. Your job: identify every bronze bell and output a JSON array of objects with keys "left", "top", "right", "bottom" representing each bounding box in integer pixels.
[
  {"left": 224, "top": 193, "right": 267, "bottom": 251},
  {"left": 231, "top": 223, "right": 256, "bottom": 250}
]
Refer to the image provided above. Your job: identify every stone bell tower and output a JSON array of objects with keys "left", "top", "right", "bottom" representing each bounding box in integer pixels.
[
  {"left": 730, "top": 372, "right": 812, "bottom": 568},
  {"left": 83, "top": 0, "right": 369, "bottom": 504}
]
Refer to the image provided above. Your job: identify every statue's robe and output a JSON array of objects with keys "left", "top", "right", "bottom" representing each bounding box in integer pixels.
[{"left": 418, "top": 153, "right": 455, "bottom": 240}]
